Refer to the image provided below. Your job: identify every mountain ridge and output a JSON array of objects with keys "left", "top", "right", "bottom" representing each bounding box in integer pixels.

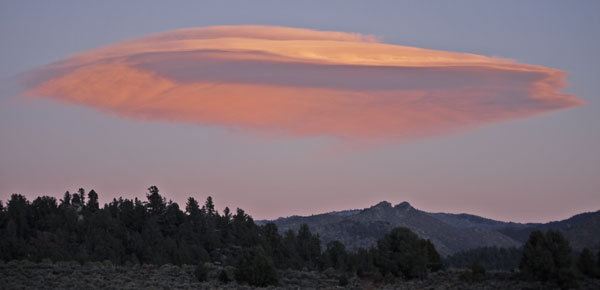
[{"left": 258, "top": 201, "right": 600, "bottom": 256}]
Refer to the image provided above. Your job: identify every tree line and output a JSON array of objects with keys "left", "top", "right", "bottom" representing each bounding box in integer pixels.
[
  {"left": 1, "top": 187, "right": 598, "bottom": 288},
  {"left": 444, "top": 246, "right": 523, "bottom": 271},
  {"left": 444, "top": 231, "right": 600, "bottom": 289},
  {"left": 0, "top": 187, "right": 441, "bottom": 286}
]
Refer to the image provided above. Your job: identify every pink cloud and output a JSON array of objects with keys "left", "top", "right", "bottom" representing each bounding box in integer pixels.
[{"left": 21, "top": 25, "right": 583, "bottom": 140}]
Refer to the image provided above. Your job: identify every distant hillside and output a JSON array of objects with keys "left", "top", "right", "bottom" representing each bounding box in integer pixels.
[
  {"left": 496, "top": 211, "right": 600, "bottom": 250},
  {"left": 259, "top": 201, "right": 600, "bottom": 256}
]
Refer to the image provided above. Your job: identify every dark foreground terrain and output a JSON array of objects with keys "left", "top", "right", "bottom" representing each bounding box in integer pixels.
[{"left": 1, "top": 260, "right": 599, "bottom": 290}]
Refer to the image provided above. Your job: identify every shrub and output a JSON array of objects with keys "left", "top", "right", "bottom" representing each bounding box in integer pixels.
[
  {"left": 234, "top": 247, "right": 278, "bottom": 287},
  {"left": 218, "top": 269, "right": 231, "bottom": 283},
  {"left": 470, "top": 260, "right": 485, "bottom": 282},
  {"left": 338, "top": 274, "right": 349, "bottom": 286},
  {"left": 194, "top": 263, "right": 208, "bottom": 282}
]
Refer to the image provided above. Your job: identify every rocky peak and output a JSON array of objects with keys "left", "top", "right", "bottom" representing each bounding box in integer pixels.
[
  {"left": 394, "top": 201, "right": 413, "bottom": 211},
  {"left": 371, "top": 201, "right": 392, "bottom": 209}
]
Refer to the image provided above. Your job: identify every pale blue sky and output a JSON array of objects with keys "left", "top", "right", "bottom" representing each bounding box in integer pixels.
[{"left": 1, "top": 0, "right": 599, "bottom": 222}]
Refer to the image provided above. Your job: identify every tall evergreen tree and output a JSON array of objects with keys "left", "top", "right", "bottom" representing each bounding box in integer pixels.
[
  {"left": 185, "top": 197, "right": 200, "bottom": 216},
  {"left": 282, "top": 229, "right": 300, "bottom": 269},
  {"left": 204, "top": 196, "right": 216, "bottom": 217},
  {"left": 576, "top": 248, "right": 597, "bottom": 278},
  {"left": 262, "top": 223, "right": 284, "bottom": 266},
  {"left": 60, "top": 191, "right": 71, "bottom": 208},
  {"left": 234, "top": 247, "right": 278, "bottom": 287},
  {"left": 146, "top": 186, "right": 166, "bottom": 215},
  {"left": 322, "top": 241, "right": 348, "bottom": 271},
  {"left": 87, "top": 189, "right": 99, "bottom": 212},
  {"left": 71, "top": 193, "right": 81, "bottom": 207},
  {"left": 78, "top": 188, "right": 86, "bottom": 205},
  {"left": 373, "top": 227, "right": 433, "bottom": 279},
  {"left": 520, "top": 230, "right": 577, "bottom": 289},
  {"left": 296, "top": 224, "right": 321, "bottom": 269}
]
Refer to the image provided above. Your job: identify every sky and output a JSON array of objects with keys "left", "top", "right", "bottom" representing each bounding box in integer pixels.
[{"left": 1, "top": 0, "right": 599, "bottom": 223}]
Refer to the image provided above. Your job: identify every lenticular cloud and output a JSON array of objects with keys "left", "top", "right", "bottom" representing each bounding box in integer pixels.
[{"left": 22, "top": 25, "right": 582, "bottom": 140}]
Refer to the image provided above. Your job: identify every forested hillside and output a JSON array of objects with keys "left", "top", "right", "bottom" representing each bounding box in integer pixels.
[
  {"left": 1, "top": 187, "right": 599, "bottom": 289},
  {"left": 0, "top": 187, "right": 440, "bottom": 287},
  {"left": 266, "top": 201, "right": 600, "bottom": 256}
]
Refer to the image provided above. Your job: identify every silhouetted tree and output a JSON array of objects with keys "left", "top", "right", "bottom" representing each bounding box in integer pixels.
[
  {"left": 146, "top": 186, "right": 166, "bottom": 215},
  {"left": 60, "top": 191, "right": 71, "bottom": 208},
  {"left": 577, "top": 248, "right": 597, "bottom": 278},
  {"left": 470, "top": 260, "right": 485, "bottom": 282},
  {"left": 204, "top": 196, "right": 216, "bottom": 217},
  {"left": 422, "top": 239, "right": 442, "bottom": 271},
  {"left": 322, "top": 241, "right": 348, "bottom": 271},
  {"left": 78, "top": 188, "right": 86, "bottom": 205},
  {"left": 520, "top": 230, "right": 577, "bottom": 289},
  {"left": 232, "top": 208, "right": 258, "bottom": 247},
  {"left": 185, "top": 197, "right": 200, "bottom": 216},
  {"left": 348, "top": 247, "right": 377, "bottom": 278},
  {"left": 282, "top": 229, "right": 300, "bottom": 269},
  {"left": 296, "top": 224, "right": 321, "bottom": 269},
  {"left": 72, "top": 193, "right": 81, "bottom": 207},
  {"left": 87, "top": 189, "right": 99, "bottom": 212},
  {"left": 261, "top": 223, "right": 284, "bottom": 266},
  {"left": 234, "top": 247, "right": 278, "bottom": 287},
  {"left": 374, "top": 227, "right": 439, "bottom": 279}
]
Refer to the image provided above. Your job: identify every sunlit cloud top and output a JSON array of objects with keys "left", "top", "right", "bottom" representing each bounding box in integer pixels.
[{"left": 22, "top": 25, "right": 583, "bottom": 140}]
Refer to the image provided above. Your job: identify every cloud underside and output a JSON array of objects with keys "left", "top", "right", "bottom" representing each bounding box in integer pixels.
[{"left": 24, "top": 26, "right": 582, "bottom": 140}]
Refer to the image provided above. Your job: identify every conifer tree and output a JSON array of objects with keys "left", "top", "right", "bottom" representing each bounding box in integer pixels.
[
  {"left": 520, "top": 230, "right": 577, "bottom": 289},
  {"left": 204, "top": 196, "right": 215, "bottom": 217},
  {"left": 576, "top": 248, "right": 597, "bottom": 278},
  {"left": 78, "top": 188, "right": 86, "bottom": 205},
  {"left": 60, "top": 191, "right": 71, "bottom": 208},
  {"left": 234, "top": 247, "right": 278, "bottom": 287},
  {"left": 146, "top": 186, "right": 166, "bottom": 215},
  {"left": 374, "top": 227, "right": 431, "bottom": 279},
  {"left": 87, "top": 189, "right": 99, "bottom": 212}
]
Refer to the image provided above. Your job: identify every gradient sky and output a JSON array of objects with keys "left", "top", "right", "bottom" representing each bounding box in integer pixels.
[{"left": 1, "top": 0, "right": 599, "bottom": 223}]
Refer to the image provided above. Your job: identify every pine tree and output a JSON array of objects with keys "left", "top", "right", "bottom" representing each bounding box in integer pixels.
[
  {"left": 520, "top": 230, "right": 577, "bottom": 289},
  {"left": 87, "top": 189, "right": 99, "bottom": 212},
  {"left": 322, "top": 241, "right": 348, "bottom": 271},
  {"left": 60, "top": 191, "right": 71, "bottom": 208},
  {"left": 185, "top": 197, "right": 200, "bottom": 216},
  {"left": 204, "top": 196, "right": 215, "bottom": 217},
  {"left": 72, "top": 193, "right": 81, "bottom": 206},
  {"left": 282, "top": 229, "right": 300, "bottom": 269},
  {"left": 262, "top": 223, "right": 284, "bottom": 266},
  {"left": 296, "top": 224, "right": 321, "bottom": 269},
  {"left": 146, "top": 186, "right": 166, "bottom": 215},
  {"left": 576, "top": 248, "right": 597, "bottom": 278},
  {"left": 78, "top": 188, "right": 86, "bottom": 205},
  {"left": 234, "top": 247, "right": 278, "bottom": 287},
  {"left": 373, "top": 227, "right": 433, "bottom": 279}
]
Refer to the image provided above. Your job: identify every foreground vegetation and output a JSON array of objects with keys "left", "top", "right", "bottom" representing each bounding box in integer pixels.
[
  {"left": 0, "top": 187, "right": 440, "bottom": 287},
  {"left": 1, "top": 259, "right": 599, "bottom": 290},
  {"left": 1, "top": 187, "right": 599, "bottom": 289}
]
